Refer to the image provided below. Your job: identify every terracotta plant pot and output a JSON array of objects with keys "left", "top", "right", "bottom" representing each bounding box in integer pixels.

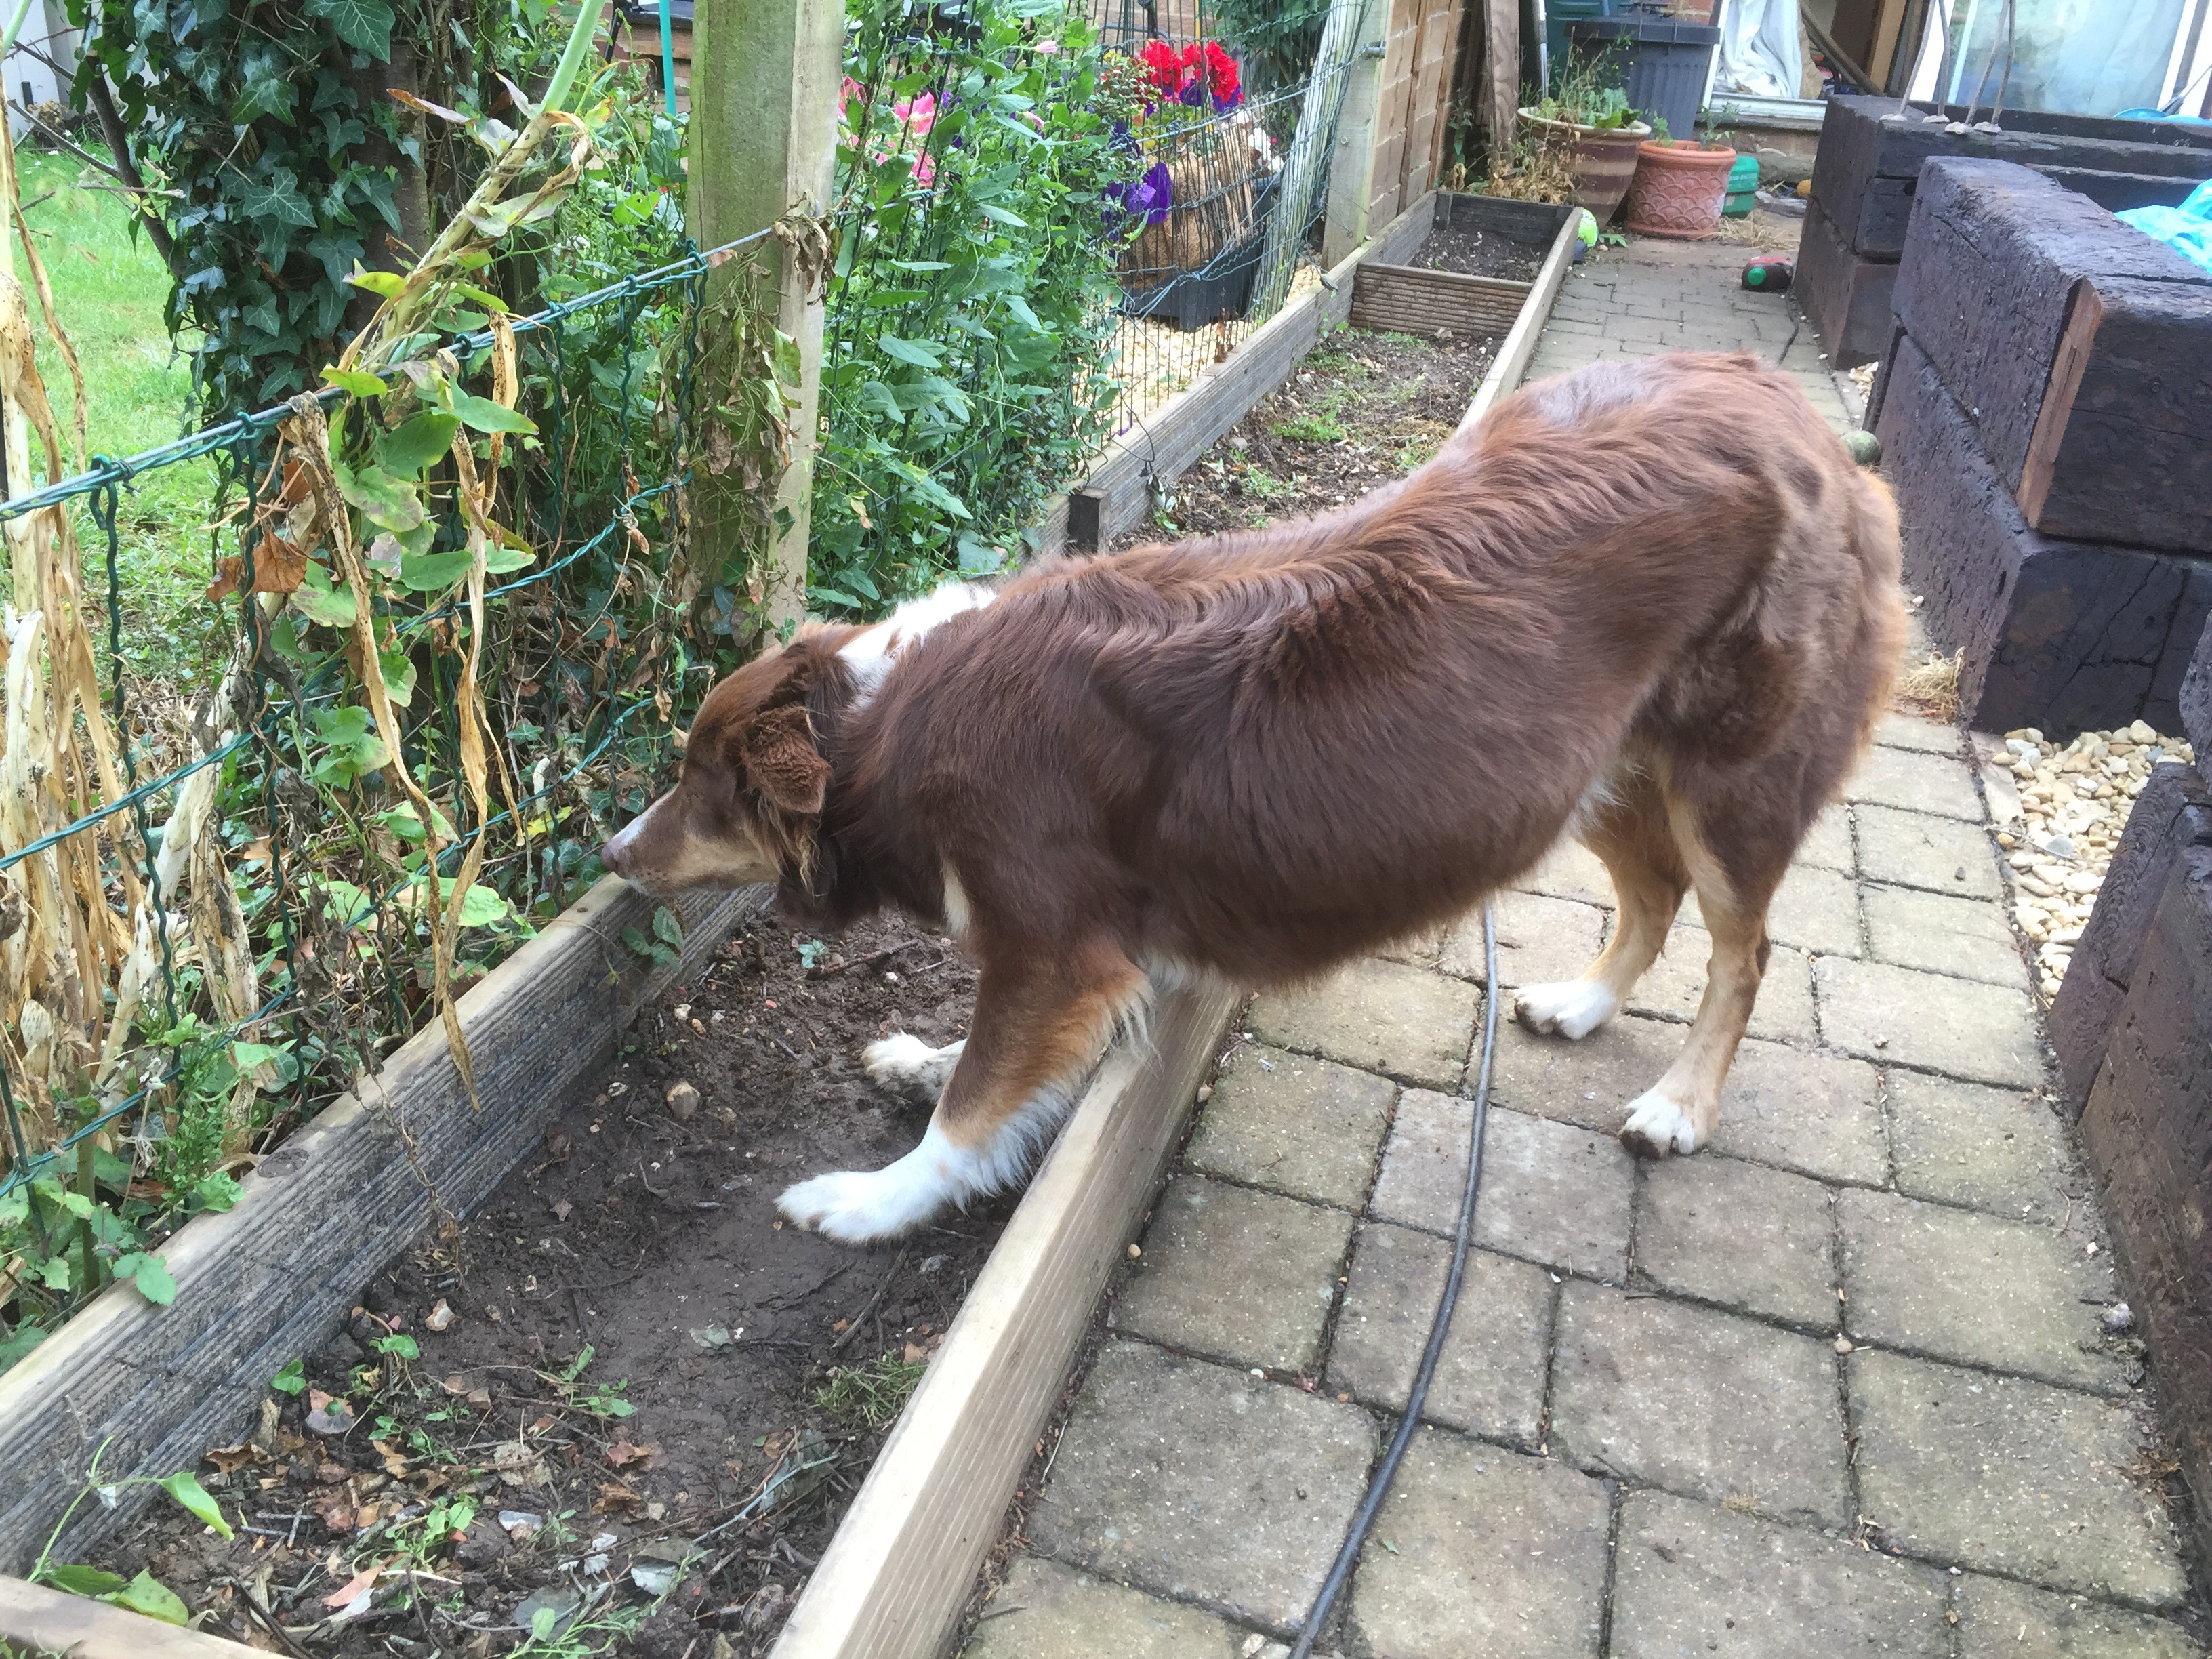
[
  {"left": 1518, "top": 108, "right": 1654, "bottom": 221},
  {"left": 1622, "top": 140, "right": 1738, "bottom": 240}
]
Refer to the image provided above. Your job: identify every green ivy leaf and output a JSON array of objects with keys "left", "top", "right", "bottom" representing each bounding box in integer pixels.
[
  {"left": 651, "top": 905, "right": 684, "bottom": 950},
  {"left": 306, "top": 0, "right": 396, "bottom": 59},
  {"left": 447, "top": 388, "right": 536, "bottom": 435},
  {"left": 482, "top": 541, "right": 535, "bottom": 575},
  {"left": 238, "top": 169, "right": 316, "bottom": 228},
  {"left": 270, "top": 1358, "right": 309, "bottom": 1396},
  {"left": 375, "top": 412, "right": 460, "bottom": 476},
  {"left": 333, "top": 459, "right": 426, "bottom": 532},
  {"left": 159, "top": 1471, "right": 236, "bottom": 1540},
  {"left": 378, "top": 648, "right": 417, "bottom": 708}
]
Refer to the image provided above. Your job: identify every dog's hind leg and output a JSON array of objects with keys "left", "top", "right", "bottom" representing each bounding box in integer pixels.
[
  {"left": 1515, "top": 768, "right": 1687, "bottom": 1040},
  {"left": 779, "top": 941, "right": 1148, "bottom": 1244},
  {"left": 1619, "top": 796, "right": 1782, "bottom": 1157}
]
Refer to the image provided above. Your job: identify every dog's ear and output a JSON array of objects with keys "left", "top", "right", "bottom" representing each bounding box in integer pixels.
[{"left": 739, "top": 703, "right": 830, "bottom": 816}]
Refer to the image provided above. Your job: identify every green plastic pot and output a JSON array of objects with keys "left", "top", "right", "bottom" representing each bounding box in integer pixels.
[{"left": 1722, "top": 152, "right": 1760, "bottom": 217}]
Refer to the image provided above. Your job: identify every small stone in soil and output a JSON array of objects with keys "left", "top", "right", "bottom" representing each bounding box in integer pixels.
[{"left": 667, "top": 1080, "right": 700, "bottom": 1120}]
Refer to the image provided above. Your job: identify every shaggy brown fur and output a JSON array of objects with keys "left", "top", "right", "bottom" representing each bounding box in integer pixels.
[{"left": 605, "top": 350, "right": 1904, "bottom": 1242}]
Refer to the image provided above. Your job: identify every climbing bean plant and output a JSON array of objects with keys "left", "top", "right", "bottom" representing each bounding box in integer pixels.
[{"left": 813, "top": 0, "right": 1137, "bottom": 612}]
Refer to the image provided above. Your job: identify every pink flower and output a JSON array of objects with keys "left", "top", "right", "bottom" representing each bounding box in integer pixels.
[
  {"left": 892, "top": 91, "right": 937, "bottom": 140},
  {"left": 1035, "top": 38, "right": 1058, "bottom": 53}
]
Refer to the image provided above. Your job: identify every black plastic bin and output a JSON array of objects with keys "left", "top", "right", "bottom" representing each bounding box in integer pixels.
[{"left": 1568, "top": 9, "right": 1720, "bottom": 146}]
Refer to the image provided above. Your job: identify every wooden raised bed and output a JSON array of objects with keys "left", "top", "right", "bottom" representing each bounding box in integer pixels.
[
  {"left": 0, "top": 875, "right": 763, "bottom": 1579},
  {"left": 1349, "top": 196, "right": 1576, "bottom": 342}
]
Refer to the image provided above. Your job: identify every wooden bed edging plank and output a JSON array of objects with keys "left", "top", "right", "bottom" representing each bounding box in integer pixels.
[
  {"left": 0, "top": 1571, "right": 255, "bottom": 1659},
  {"left": 1063, "top": 192, "right": 1441, "bottom": 552},
  {"left": 0, "top": 875, "right": 765, "bottom": 1576},
  {"left": 1458, "top": 207, "right": 1584, "bottom": 433},
  {"left": 770, "top": 979, "right": 1242, "bottom": 1659},
  {"left": 1348, "top": 262, "right": 1530, "bottom": 339}
]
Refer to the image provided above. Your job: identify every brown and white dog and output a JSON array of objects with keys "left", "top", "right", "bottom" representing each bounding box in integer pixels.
[{"left": 603, "top": 350, "right": 1904, "bottom": 1244}]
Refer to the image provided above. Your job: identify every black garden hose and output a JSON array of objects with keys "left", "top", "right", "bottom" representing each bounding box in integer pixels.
[{"left": 1288, "top": 897, "right": 1499, "bottom": 1658}]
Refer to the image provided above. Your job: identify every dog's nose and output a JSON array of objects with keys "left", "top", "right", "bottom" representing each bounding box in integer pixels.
[{"left": 602, "top": 817, "right": 635, "bottom": 877}]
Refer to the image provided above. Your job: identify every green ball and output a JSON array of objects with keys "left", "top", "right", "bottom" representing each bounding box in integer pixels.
[
  {"left": 1576, "top": 209, "right": 1598, "bottom": 249},
  {"left": 1842, "top": 430, "right": 1881, "bottom": 466}
]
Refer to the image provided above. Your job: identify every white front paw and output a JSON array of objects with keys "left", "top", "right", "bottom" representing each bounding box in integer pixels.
[
  {"left": 1620, "top": 1089, "right": 1704, "bottom": 1158},
  {"left": 1513, "top": 979, "right": 1619, "bottom": 1040},
  {"left": 777, "top": 1168, "right": 934, "bottom": 1244}
]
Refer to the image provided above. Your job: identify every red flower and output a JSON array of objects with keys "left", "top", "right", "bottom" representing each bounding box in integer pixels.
[{"left": 1202, "top": 41, "right": 1241, "bottom": 107}]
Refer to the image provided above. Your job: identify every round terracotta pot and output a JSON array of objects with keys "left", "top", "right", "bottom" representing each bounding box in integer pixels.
[
  {"left": 1518, "top": 108, "right": 1653, "bottom": 221},
  {"left": 1622, "top": 140, "right": 1738, "bottom": 239}
]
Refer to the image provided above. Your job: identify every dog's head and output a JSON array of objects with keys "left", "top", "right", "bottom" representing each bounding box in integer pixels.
[{"left": 601, "top": 637, "right": 840, "bottom": 897}]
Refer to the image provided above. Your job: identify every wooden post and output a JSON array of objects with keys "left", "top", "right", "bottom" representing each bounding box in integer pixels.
[
  {"left": 687, "top": 0, "right": 842, "bottom": 633},
  {"left": 1485, "top": 0, "right": 1519, "bottom": 163},
  {"left": 1322, "top": 0, "right": 1391, "bottom": 266}
]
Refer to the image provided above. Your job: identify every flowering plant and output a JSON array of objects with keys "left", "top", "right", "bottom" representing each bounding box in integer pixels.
[{"left": 1136, "top": 39, "right": 1244, "bottom": 111}]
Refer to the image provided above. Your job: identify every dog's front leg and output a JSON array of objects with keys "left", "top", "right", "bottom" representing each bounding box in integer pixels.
[{"left": 777, "top": 941, "right": 1149, "bottom": 1244}]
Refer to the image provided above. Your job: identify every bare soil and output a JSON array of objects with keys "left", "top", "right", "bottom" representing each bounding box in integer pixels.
[
  {"left": 86, "top": 907, "right": 995, "bottom": 1658},
  {"left": 1410, "top": 222, "right": 1546, "bottom": 283},
  {"left": 1115, "top": 326, "right": 1500, "bottom": 547}
]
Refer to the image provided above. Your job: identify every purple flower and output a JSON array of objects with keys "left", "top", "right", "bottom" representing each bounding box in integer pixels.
[{"left": 1106, "top": 160, "right": 1172, "bottom": 228}]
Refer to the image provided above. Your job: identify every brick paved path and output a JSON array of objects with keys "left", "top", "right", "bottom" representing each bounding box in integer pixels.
[{"left": 961, "top": 236, "right": 2207, "bottom": 1659}]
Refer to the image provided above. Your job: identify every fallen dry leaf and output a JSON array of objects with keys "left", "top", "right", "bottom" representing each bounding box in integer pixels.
[
  {"left": 605, "top": 1441, "right": 661, "bottom": 1469},
  {"left": 441, "top": 1374, "right": 469, "bottom": 1397},
  {"left": 321, "top": 1559, "right": 382, "bottom": 1610},
  {"left": 552, "top": 1200, "right": 573, "bottom": 1222},
  {"left": 206, "top": 1443, "right": 258, "bottom": 1474},
  {"left": 594, "top": 1481, "right": 644, "bottom": 1515}
]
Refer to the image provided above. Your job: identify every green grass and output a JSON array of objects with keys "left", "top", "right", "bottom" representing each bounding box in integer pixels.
[
  {"left": 14, "top": 147, "right": 223, "bottom": 690},
  {"left": 810, "top": 1350, "right": 928, "bottom": 1430}
]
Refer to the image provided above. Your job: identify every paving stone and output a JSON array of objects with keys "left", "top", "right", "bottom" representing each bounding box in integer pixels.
[
  {"left": 1372, "top": 1096, "right": 1633, "bottom": 1279},
  {"left": 1855, "top": 803, "right": 2005, "bottom": 899},
  {"left": 1115, "top": 1176, "right": 1353, "bottom": 1374},
  {"left": 1348, "top": 1434, "right": 1610, "bottom": 1659},
  {"left": 1885, "top": 1071, "right": 2081, "bottom": 1215},
  {"left": 1550, "top": 1284, "right": 1851, "bottom": 1528},
  {"left": 1798, "top": 805, "right": 1855, "bottom": 873},
  {"left": 962, "top": 1555, "right": 1242, "bottom": 1659},
  {"left": 1513, "top": 837, "right": 1614, "bottom": 908},
  {"left": 1954, "top": 1573, "right": 2203, "bottom": 1658},
  {"left": 1849, "top": 745, "right": 1985, "bottom": 820},
  {"left": 1610, "top": 1490, "right": 1950, "bottom": 1658},
  {"left": 1637, "top": 1155, "right": 1837, "bottom": 1330},
  {"left": 1862, "top": 883, "right": 2029, "bottom": 989},
  {"left": 1493, "top": 1015, "right": 1889, "bottom": 1185},
  {"left": 1326, "top": 1225, "right": 1553, "bottom": 1443},
  {"left": 1837, "top": 1189, "right": 2118, "bottom": 1393},
  {"left": 1185, "top": 1044, "right": 1396, "bottom": 1209},
  {"left": 1877, "top": 712, "right": 1965, "bottom": 755},
  {"left": 1029, "top": 1339, "right": 1378, "bottom": 1629},
  {"left": 1847, "top": 1349, "right": 2188, "bottom": 1607},
  {"left": 1629, "top": 926, "right": 1817, "bottom": 1044},
  {"left": 1816, "top": 958, "right": 2044, "bottom": 1086},
  {"left": 1437, "top": 890, "right": 1605, "bottom": 990},
  {"left": 1685, "top": 863, "right": 1862, "bottom": 958},
  {"left": 1249, "top": 958, "right": 1480, "bottom": 1090}
]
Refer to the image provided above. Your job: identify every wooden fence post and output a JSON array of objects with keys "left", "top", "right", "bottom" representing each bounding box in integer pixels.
[
  {"left": 1256, "top": 0, "right": 1372, "bottom": 317},
  {"left": 687, "top": 0, "right": 843, "bottom": 632},
  {"left": 1322, "top": 0, "right": 1391, "bottom": 266},
  {"left": 1485, "top": 0, "right": 1519, "bottom": 163}
]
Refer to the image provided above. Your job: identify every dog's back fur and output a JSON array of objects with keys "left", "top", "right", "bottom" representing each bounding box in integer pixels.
[{"left": 605, "top": 350, "right": 1906, "bottom": 1241}]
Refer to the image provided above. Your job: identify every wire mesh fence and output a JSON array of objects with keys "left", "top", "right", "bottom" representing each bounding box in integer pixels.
[{"left": 0, "top": 213, "right": 779, "bottom": 1355}]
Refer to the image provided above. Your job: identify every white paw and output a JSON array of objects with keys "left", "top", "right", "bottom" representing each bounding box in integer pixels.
[
  {"left": 1513, "top": 980, "right": 1620, "bottom": 1040},
  {"left": 1619, "top": 1088, "right": 1706, "bottom": 1158},
  {"left": 777, "top": 1168, "right": 936, "bottom": 1244},
  {"left": 863, "top": 1034, "right": 964, "bottom": 1099}
]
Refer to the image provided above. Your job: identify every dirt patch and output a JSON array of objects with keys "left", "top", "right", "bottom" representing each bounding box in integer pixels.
[
  {"left": 82, "top": 907, "right": 994, "bottom": 1658},
  {"left": 1409, "top": 222, "right": 1544, "bottom": 283},
  {"left": 1119, "top": 327, "right": 1499, "bottom": 546}
]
